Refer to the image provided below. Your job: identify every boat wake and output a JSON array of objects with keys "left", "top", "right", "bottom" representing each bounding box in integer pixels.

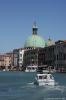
[
  {"left": 20, "top": 81, "right": 66, "bottom": 95},
  {"left": 29, "top": 81, "right": 66, "bottom": 92},
  {"left": 27, "top": 82, "right": 34, "bottom": 85},
  {"left": 20, "top": 82, "right": 36, "bottom": 89}
]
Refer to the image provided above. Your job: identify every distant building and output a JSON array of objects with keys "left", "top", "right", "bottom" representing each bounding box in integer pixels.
[
  {"left": 4, "top": 54, "right": 11, "bottom": 70},
  {"left": 0, "top": 53, "right": 12, "bottom": 70},
  {"left": 43, "top": 40, "right": 66, "bottom": 72},
  {"left": 13, "top": 49, "right": 19, "bottom": 67},
  {"left": 19, "top": 48, "right": 25, "bottom": 67},
  {"left": 23, "top": 48, "right": 38, "bottom": 67},
  {"left": 0, "top": 55, "right": 4, "bottom": 68},
  {"left": 54, "top": 40, "right": 66, "bottom": 71},
  {"left": 23, "top": 48, "right": 45, "bottom": 67},
  {"left": 13, "top": 48, "right": 25, "bottom": 68},
  {"left": 0, "top": 23, "right": 66, "bottom": 72},
  {"left": 44, "top": 44, "right": 55, "bottom": 67}
]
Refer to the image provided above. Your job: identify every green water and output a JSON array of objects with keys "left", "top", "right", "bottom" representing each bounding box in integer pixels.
[{"left": 0, "top": 71, "right": 66, "bottom": 100}]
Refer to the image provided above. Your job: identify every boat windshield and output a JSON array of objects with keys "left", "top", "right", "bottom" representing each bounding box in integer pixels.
[{"left": 39, "top": 75, "right": 47, "bottom": 79}]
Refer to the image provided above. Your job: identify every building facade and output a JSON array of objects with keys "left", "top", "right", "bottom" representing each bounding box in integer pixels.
[
  {"left": 19, "top": 48, "right": 25, "bottom": 67},
  {"left": 54, "top": 40, "right": 66, "bottom": 71},
  {"left": 0, "top": 55, "right": 4, "bottom": 69},
  {"left": 0, "top": 53, "right": 12, "bottom": 70},
  {"left": 23, "top": 48, "right": 38, "bottom": 67},
  {"left": 13, "top": 49, "right": 19, "bottom": 67}
]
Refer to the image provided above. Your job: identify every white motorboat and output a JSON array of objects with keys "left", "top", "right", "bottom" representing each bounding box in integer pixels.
[{"left": 34, "top": 73, "right": 55, "bottom": 86}]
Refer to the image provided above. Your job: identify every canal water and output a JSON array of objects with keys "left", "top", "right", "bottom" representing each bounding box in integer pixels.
[{"left": 0, "top": 72, "right": 66, "bottom": 100}]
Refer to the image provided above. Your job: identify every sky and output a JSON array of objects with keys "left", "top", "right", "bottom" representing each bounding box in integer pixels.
[{"left": 0, "top": 0, "right": 66, "bottom": 53}]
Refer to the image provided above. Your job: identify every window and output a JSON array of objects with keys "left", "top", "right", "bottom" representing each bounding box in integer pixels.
[{"left": 43, "top": 75, "right": 47, "bottom": 79}]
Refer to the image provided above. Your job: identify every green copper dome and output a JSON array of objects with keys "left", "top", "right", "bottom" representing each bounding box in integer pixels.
[
  {"left": 24, "top": 34, "right": 45, "bottom": 48},
  {"left": 24, "top": 23, "right": 45, "bottom": 48}
]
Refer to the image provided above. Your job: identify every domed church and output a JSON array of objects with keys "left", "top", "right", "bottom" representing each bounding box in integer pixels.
[
  {"left": 13, "top": 22, "right": 56, "bottom": 71},
  {"left": 24, "top": 22, "right": 46, "bottom": 49},
  {"left": 23, "top": 22, "right": 46, "bottom": 68}
]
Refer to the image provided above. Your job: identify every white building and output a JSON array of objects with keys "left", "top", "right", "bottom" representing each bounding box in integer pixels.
[{"left": 19, "top": 48, "right": 25, "bottom": 67}]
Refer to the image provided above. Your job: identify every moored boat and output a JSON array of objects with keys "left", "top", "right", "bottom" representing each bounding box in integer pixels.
[{"left": 25, "top": 65, "right": 37, "bottom": 72}]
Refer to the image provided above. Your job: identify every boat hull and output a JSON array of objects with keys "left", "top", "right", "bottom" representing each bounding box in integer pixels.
[{"left": 34, "top": 79, "right": 55, "bottom": 86}]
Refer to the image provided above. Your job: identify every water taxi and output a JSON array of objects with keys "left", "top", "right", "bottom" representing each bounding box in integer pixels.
[
  {"left": 34, "top": 65, "right": 55, "bottom": 86},
  {"left": 34, "top": 73, "right": 55, "bottom": 86}
]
